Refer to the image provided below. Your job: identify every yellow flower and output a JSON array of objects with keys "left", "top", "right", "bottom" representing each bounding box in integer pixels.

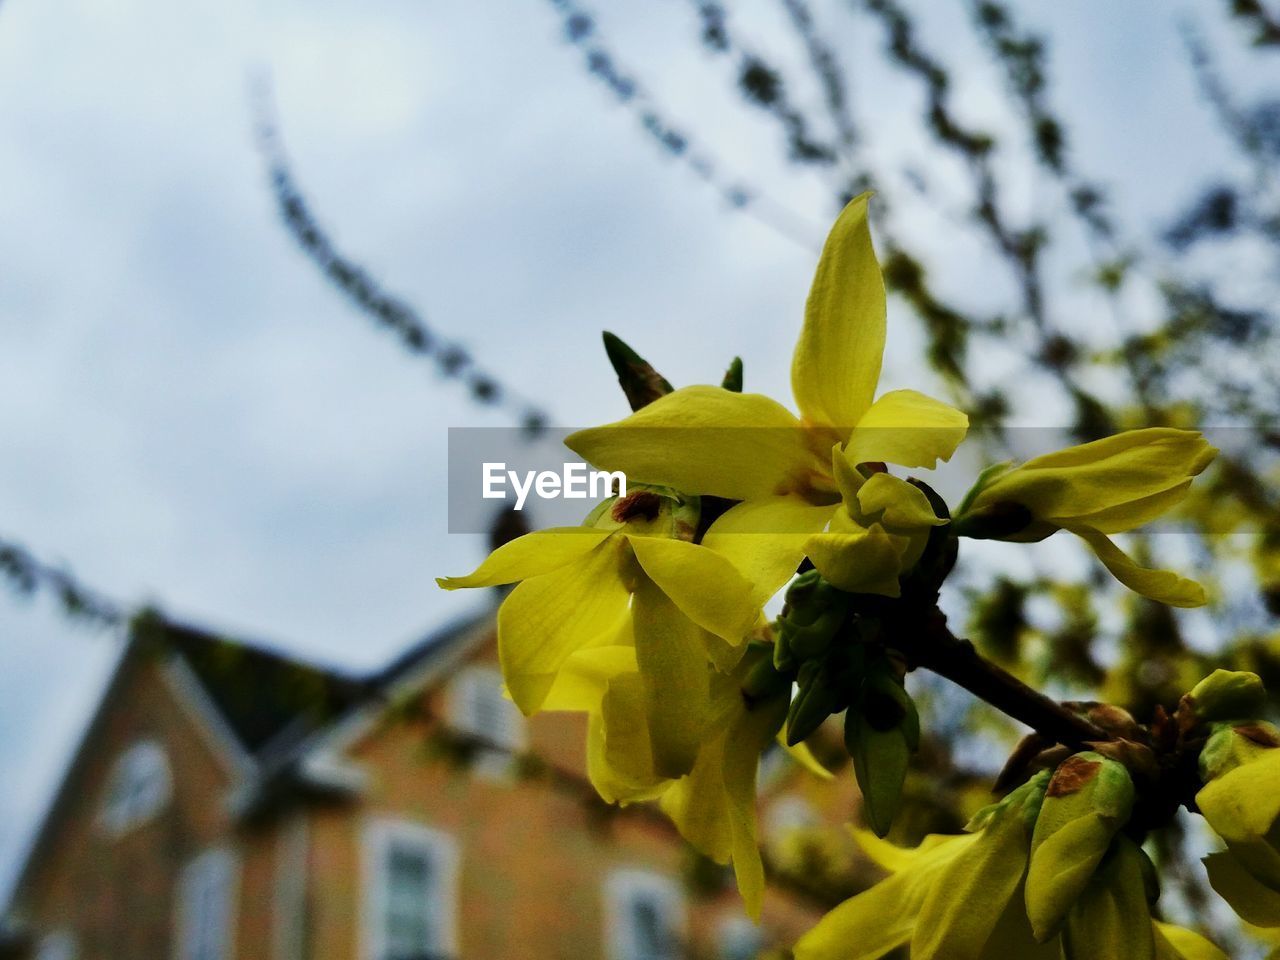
[
  {"left": 954, "top": 428, "right": 1217, "bottom": 606},
  {"left": 795, "top": 774, "right": 1052, "bottom": 960},
  {"left": 794, "top": 772, "right": 1227, "bottom": 960},
  {"left": 437, "top": 490, "right": 759, "bottom": 778},
  {"left": 541, "top": 640, "right": 789, "bottom": 919},
  {"left": 1197, "top": 724, "right": 1280, "bottom": 927},
  {"left": 567, "top": 194, "right": 967, "bottom": 600}
]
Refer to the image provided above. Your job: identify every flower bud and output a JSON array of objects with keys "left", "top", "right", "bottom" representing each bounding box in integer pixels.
[
  {"left": 1059, "top": 836, "right": 1155, "bottom": 960},
  {"left": 1199, "top": 720, "right": 1280, "bottom": 782},
  {"left": 954, "top": 430, "right": 1216, "bottom": 606},
  {"left": 786, "top": 660, "right": 841, "bottom": 746},
  {"left": 1025, "top": 752, "right": 1136, "bottom": 940},
  {"left": 1187, "top": 669, "right": 1267, "bottom": 724},
  {"left": 846, "top": 709, "right": 911, "bottom": 838}
]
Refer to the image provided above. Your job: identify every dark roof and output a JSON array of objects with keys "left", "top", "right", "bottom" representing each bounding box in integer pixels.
[{"left": 131, "top": 608, "right": 490, "bottom": 762}]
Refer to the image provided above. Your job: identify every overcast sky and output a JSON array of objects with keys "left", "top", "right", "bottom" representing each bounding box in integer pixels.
[{"left": 0, "top": 0, "right": 1273, "bottom": 898}]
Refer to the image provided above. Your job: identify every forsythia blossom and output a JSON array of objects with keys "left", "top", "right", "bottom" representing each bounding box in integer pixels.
[
  {"left": 567, "top": 194, "right": 968, "bottom": 601},
  {"left": 794, "top": 769, "right": 1224, "bottom": 960},
  {"left": 436, "top": 193, "right": 1229, "bottom": 945},
  {"left": 954, "top": 430, "right": 1217, "bottom": 606}
]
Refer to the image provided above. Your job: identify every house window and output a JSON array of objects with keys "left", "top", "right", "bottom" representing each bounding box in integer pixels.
[
  {"left": 176, "top": 847, "right": 238, "bottom": 960},
  {"left": 605, "top": 869, "right": 684, "bottom": 960},
  {"left": 35, "top": 931, "right": 76, "bottom": 960},
  {"left": 450, "top": 666, "right": 525, "bottom": 752},
  {"left": 718, "top": 916, "right": 763, "bottom": 960},
  {"left": 363, "top": 819, "right": 459, "bottom": 960},
  {"left": 100, "top": 739, "right": 171, "bottom": 835}
]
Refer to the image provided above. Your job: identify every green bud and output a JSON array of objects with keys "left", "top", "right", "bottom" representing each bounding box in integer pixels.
[
  {"left": 862, "top": 663, "right": 920, "bottom": 752},
  {"left": 602, "top": 331, "right": 673, "bottom": 411},
  {"left": 1025, "top": 751, "right": 1136, "bottom": 941},
  {"left": 785, "top": 606, "right": 846, "bottom": 661},
  {"left": 1188, "top": 669, "right": 1268, "bottom": 723},
  {"left": 741, "top": 653, "right": 788, "bottom": 703},
  {"left": 772, "top": 626, "right": 795, "bottom": 672},
  {"left": 721, "top": 356, "right": 744, "bottom": 392},
  {"left": 1199, "top": 719, "right": 1280, "bottom": 782},
  {"left": 846, "top": 709, "right": 911, "bottom": 837},
  {"left": 786, "top": 660, "right": 840, "bottom": 746}
]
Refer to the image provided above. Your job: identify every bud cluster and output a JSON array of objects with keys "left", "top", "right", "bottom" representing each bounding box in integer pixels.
[{"left": 770, "top": 569, "right": 922, "bottom": 837}]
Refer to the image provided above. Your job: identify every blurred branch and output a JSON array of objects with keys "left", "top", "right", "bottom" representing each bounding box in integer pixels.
[
  {"left": 684, "top": 0, "right": 841, "bottom": 164},
  {"left": 1223, "top": 0, "right": 1280, "bottom": 46},
  {"left": 0, "top": 535, "right": 125, "bottom": 630},
  {"left": 251, "top": 76, "right": 551, "bottom": 437},
  {"left": 540, "top": 0, "right": 826, "bottom": 251}
]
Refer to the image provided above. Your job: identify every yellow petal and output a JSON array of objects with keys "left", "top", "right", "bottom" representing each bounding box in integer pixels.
[
  {"left": 436, "top": 527, "right": 614, "bottom": 589},
  {"left": 631, "top": 576, "right": 711, "bottom": 778},
  {"left": 791, "top": 192, "right": 886, "bottom": 433},
  {"left": 659, "top": 735, "right": 734, "bottom": 863},
  {"left": 723, "top": 695, "right": 789, "bottom": 919},
  {"left": 628, "top": 535, "right": 759, "bottom": 643},
  {"left": 701, "top": 497, "right": 838, "bottom": 606},
  {"left": 979, "top": 893, "right": 1061, "bottom": 959},
  {"left": 596, "top": 671, "right": 666, "bottom": 801},
  {"left": 1064, "top": 524, "right": 1207, "bottom": 607},
  {"left": 1060, "top": 837, "right": 1154, "bottom": 960},
  {"left": 541, "top": 645, "right": 638, "bottom": 713},
  {"left": 969, "top": 428, "right": 1215, "bottom": 522},
  {"left": 565, "top": 385, "right": 825, "bottom": 500},
  {"left": 913, "top": 810, "right": 1030, "bottom": 960},
  {"left": 1153, "top": 921, "right": 1229, "bottom": 960},
  {"left": 832, "top": 441, "right": 866, "bottom": 504},
  {"left": 1198, "top": 748, "right": 1280, "bottom": 848},
  {"left": 844, "top": 389, "right": 969, "bottom": 469},
  {"left": 847, "top": 828, "right": 963, "bottom": 874},
  {"left": 778, "top": 734, "right": 834, "bottom": 780},
  {"left": 1070, "top": 479, "right": 1193, "bottom": 534},
  {"left": 805, "top": 520, "right": 906, "bottom": 597},
  {"left": 795, "top": 834, "right": 973, "bottom": 960},
  {"left": 1204, "top": 851, "right": 1280, "bottom": 927},
  {"left": 856, "top": 472, "right": 947, "bottom": 530},
  {"left": 497, "top": 539, "right": 631, "bottom": 714}
]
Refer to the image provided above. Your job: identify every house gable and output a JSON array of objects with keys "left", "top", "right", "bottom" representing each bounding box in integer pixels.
[{"left": 7, "top": 643, "right": 252, "bottom": 956}]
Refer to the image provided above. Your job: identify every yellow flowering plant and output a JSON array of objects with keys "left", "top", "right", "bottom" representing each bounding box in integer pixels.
[{"left": 435, "top": 196, "right": 1279, "bottom": 952}]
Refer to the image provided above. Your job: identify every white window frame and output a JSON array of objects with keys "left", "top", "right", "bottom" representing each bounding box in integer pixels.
[
  {"left": 450, "top": 665, "right": 526, "bottom": 752},
  {"left": 361, "top": 818, "right": 460, "bottom": 960},
  {"left": 100, "top": 738, "right": 172, "bottom": 836},
  {"left": 604, "top": 868, "right": 685, "bottom": 960},
  {"left": 35, "top": 930, "right": 76, "bottom": 960},
  {"left": 174, "top": 846, "right": 239, "bottom": 960}
]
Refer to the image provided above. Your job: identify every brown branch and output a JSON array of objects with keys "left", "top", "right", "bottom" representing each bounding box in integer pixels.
[{"left": 898, "top": 608, "right": 1111, "bottom": 750}]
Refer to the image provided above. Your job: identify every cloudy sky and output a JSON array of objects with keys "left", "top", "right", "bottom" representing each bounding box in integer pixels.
[{"left": 0, "top": 0, "right": 1272, "bottom": 897}]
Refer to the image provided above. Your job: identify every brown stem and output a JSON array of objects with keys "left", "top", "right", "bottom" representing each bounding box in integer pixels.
[{"left": 897, "top": 608, "right": 1111, "bottom": 750}]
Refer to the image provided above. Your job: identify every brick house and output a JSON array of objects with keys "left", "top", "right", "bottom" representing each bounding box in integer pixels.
[{"left": 1, "top": 604, "right": 864, "bottom": 960}]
